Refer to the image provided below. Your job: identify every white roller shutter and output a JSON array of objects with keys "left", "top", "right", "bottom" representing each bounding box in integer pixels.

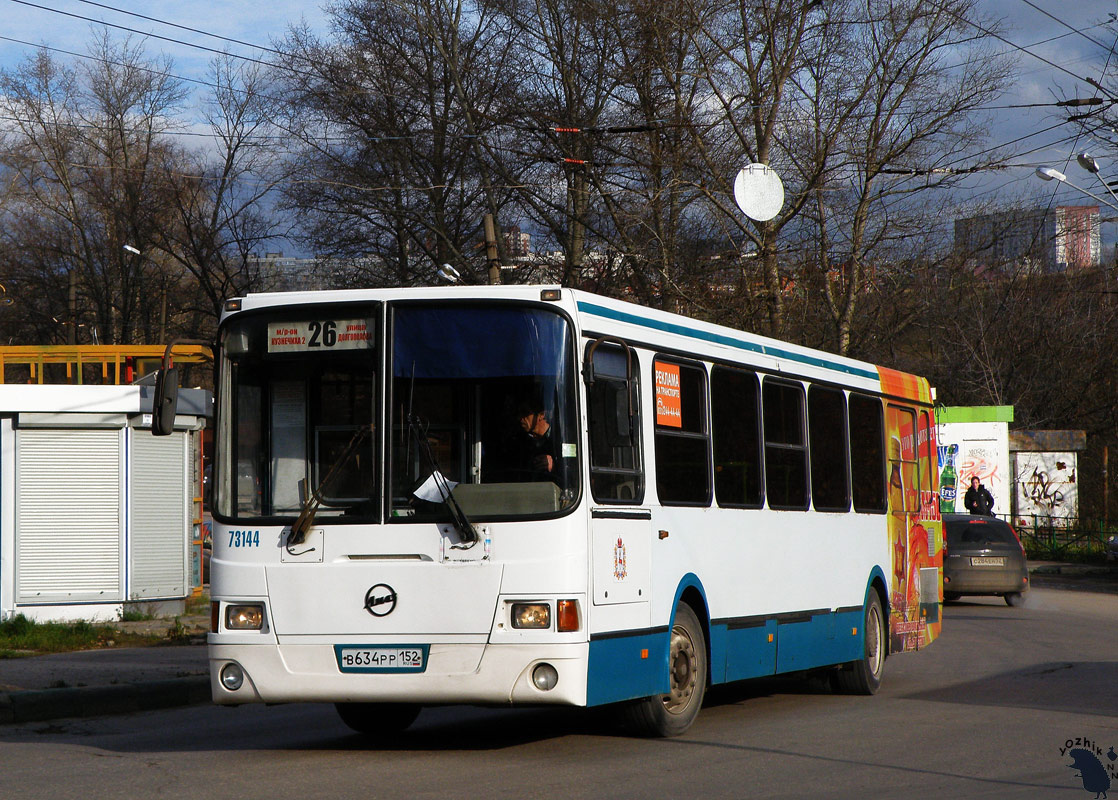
[
  {"left": 129, "top": 429, "right": 188, "bottom": 598},
  {"left": 17, "top": 428, "right": 123, "bottom": 603}
]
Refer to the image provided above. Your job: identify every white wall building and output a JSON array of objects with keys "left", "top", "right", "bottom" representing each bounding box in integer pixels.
[
  {"left": 936, "top": 406, "right": 1013, "bottom": 517},
  {"left": 0, "top": 385, "right": 211, "bottom": 622}
]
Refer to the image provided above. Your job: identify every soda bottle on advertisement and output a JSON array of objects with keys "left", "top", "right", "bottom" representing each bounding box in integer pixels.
[{"left": 939, "top": 444, "right": 958, "bottom": 513}]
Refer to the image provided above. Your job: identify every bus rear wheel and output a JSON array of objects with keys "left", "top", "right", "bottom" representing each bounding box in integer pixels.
[
  {"left": 622, "top": 603, "right": 707, "bottom": 737},
  {"left": 334, "top": 702, "right": 421, "bottom": 736},
  {"left": 831, "top": 591, "right": 885, "bottom": 695}
]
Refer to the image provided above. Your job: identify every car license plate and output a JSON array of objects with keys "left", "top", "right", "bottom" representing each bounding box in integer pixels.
[
  {"left": 971, "top": 557, "right": 1005, "bottom": 566},
  {"left": 335, "top": 645, "right": 428, "bottom": 673}
]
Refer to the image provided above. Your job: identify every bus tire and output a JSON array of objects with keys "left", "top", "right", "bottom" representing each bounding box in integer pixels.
[
  {"left": 622, "top": 603, "right": 707, "bottom": 737},
  {"left": 334, "top": 702, "right": 421, "bottom": 736},
  {"left": 831, "top": 590, "right": 885, "bottom": 696}
]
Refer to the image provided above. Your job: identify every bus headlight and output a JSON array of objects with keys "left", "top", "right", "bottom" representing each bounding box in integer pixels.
[
  {"left": 225, "top": 604, "right": 265, "bottom": 630},
  {"left": 511, "top": 603, "right": 551, "bottom": 629},
  {"left": 220, "top": 663, "right": 245, "bottom": 691},
  {"left": 532, "top": 663, "right": 559, "bottom": 691}
]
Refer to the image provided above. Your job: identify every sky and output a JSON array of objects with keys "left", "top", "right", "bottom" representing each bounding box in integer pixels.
[
  {"left": 1, "top": 0, "right": 1118, "bottom": 235},
  {"left": 955, "top": 0, "right": 1118, "bottom": 220},
  {"left": 0, "top": 1, "right": 329, "bottom": 75}
]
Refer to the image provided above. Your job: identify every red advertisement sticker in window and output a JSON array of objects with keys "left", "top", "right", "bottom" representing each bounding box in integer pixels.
[{"left": 655, "top": 361, "right": 682, "bottom": 428}]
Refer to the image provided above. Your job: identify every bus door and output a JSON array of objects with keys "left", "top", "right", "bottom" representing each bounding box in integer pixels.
[
  {"left": 885, "top": 404, "right": 920, "bottom": 652},
  {"left": 915, "top": 409, "right": 941, "bottom": 636},
  {"left": 584, "top": 339, "right": 651, "bottom": 627}
]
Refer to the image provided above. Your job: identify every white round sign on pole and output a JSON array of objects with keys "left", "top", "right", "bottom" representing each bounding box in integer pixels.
[{"left": 733, "top": 164, "right": 784, "bottom": 222}]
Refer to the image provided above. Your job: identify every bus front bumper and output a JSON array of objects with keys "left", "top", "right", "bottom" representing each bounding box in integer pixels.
[{"left": 208, "top": 641, "right": 589, "bottom": 707}]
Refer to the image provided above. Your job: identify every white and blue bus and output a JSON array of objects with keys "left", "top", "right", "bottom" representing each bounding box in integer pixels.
[{"left": 168, "top": 285, "right": 942, "bottom": 737}]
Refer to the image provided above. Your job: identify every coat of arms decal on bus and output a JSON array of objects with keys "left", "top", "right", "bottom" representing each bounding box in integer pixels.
[{"left": 613, "top": 538, "right": 627, "bottom": 581}]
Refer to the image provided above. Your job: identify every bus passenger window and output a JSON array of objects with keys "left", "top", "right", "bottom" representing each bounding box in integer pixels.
[
  {"left": 654, "top": 359, "right": 711, "bottom": 506},
  {"left": 586, "top": 344, "right": 643, "bottom": 503},
  {"left": 711, "top": 367, "right": 763, "bottom": 508},
  {"left": 849, "top": 394, "right": 886, "bottom": 512},
  {"left": 762, "top": 379, "right": 808, "bottom": 510},
  {"left": 886, "top": 405, "right": 920, "bottom": 513},
  {"left": 919, "top": 410, "right": 934, "bottom": 499},
  {"left": 808, "top": 385, "right": 850, "bottom": 512}
]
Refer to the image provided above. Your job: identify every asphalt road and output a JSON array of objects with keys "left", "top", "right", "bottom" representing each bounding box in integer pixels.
[{"left": 0, "top": 586, "right": 1114, "bottom": 800}]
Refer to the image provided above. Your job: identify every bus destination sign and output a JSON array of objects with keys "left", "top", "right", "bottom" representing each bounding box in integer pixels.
[{"left": 267, "top": 319, "right": 372, "bottom": 353}]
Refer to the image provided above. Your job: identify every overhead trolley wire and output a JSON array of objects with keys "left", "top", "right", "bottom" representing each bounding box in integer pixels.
[
  {"left": 1017, "top": 0, "right": 1117, "bottom": 55},
  {"left": 3, "top": 0, "right": 330, "bottom": 83},
  {"left": 928, "top": 0, "right": 1115, "bottom": 101},
  {"left": 69, "top": 0, "right": 287, "bottom": 57}
]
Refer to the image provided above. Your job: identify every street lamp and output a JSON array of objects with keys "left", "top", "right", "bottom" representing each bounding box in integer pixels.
[
  {"left": 436, "top": 263, "right": 461, "bottom": 283},
  {"left": 1034, "top": 166, "right": 1118, "bottom": 213},
  {"left": 123, "top": 244, "right": 171, "bottom": 343},
  {"left": 1076, "top": 152, "right": 1118, "bottom": 210}
]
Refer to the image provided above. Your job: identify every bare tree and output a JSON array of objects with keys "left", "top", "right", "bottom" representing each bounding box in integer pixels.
[
  {"left": 0, "top": 35, "right": 288, "bottom": 347},
  {"left": 484, "top": 0, "right": 622, "bottom": 287},
  {"left": 276, "top": 0, "right": 522, "bottom": 285},
  {"left": 797, "top": 0, "right": 1011, "bottom": 355},
  {"left": 155, "top": 54, "right": 290, "bottom": 321},
  {"left": 0, "top": 35, "right": 188, "bottom": 345}
]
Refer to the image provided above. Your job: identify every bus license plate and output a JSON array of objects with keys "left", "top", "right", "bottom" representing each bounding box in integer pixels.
[
  {"left": 335, "top": 646, "right": 427, "bottom": 673},
  {"left": 971, "top": 557, "right": 1005, "bottom": 566}
]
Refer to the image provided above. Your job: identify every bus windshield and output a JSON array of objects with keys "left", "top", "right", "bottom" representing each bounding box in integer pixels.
[
  {"left": 214, "top": 300, "right": 579, "bottom": 523},
  {"left": 390, "top": 304, "right": 578, "bottom": 520}
]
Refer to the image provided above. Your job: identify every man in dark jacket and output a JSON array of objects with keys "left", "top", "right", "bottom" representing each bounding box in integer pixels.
[
  {"left": 507, "top": 398, "right": 561, "bottom": 484},
  {"left": 963, "top": 475, "right": 995, "bottom": 516}
]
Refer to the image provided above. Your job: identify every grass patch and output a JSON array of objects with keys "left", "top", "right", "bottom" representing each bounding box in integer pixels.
[
  {"left": 184, "top": 593, "right": 210, "bottom": 617},
  {"left": 0, "top": 615, "right": 162, "bottom": 657},
  {"left": 120, "top": 606, "right": 156, "bottom": 623}
]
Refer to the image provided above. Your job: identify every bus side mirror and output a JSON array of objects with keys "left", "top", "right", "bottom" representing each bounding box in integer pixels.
[{"left": 152, "top": 367, "right": 179, "bottom": 436}]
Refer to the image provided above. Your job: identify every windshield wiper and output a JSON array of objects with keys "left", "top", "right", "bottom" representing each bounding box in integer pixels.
[
  {"left": 403, "top": 362, "right": 477, "bottom": 547},
  {"left": 287, "top": 424, "right": 373, "bottom": 549},
  {"left": 407, "top": 414, "right": 479, "bottom": 548}
]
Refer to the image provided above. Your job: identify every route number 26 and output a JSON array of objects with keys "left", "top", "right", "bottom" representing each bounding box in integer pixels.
[{"left": 308, "top": 320, "right": 337, "bottom": 348}]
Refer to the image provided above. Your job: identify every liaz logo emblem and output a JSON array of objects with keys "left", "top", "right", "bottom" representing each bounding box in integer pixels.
[{"left": 364, "top": 584, "right": 398, "bottom": 617}]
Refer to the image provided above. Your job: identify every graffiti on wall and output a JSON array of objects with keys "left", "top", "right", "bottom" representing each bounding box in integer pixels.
[{"left": 1015, "top": 451, "right": 1078, "bottom": 523}]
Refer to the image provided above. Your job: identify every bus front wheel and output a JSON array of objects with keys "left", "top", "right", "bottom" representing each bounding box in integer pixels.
[
  {"left": 622, "top": 603, "right": 707, "bottom": 737},
  {"left": 334, "top": 702, "right": 421, "bottom": 736},
  {"left": 831, "top": 591, "right": 885, "bottom": 695}
]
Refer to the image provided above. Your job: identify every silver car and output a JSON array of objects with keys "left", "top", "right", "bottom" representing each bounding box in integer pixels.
[{"left": 943, "top": 514, "right": 1030, "bottom": 607}]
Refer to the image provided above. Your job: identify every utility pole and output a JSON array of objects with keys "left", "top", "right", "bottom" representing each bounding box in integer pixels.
[
  {"left": 1104, "top": 444, "right": 1110, "bottom": 528},
  {"left": 68, "top": 269, "right": 77, "bottom": 346},
  {"left": 484, "top": 213, "right": 501, "bottom": 285},
  {"left": 568, "top": 168, "right": 587, "bottom": 287}
]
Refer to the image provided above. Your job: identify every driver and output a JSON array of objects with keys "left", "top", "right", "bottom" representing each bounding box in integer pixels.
[{"left": 510, "top": 398, "right": 560, "bottom": 484}]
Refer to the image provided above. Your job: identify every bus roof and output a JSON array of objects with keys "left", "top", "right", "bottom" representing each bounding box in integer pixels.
[{"left": 224, "top": 285, "right": 933, "bottom": 405}]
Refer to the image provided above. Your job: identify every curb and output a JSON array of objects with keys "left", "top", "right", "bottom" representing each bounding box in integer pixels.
[
  {"left": 0, "top": 676, "right": 211, "bottom": 725},
  {"left": 1030, "top": 564, "right": 1117, "bottom": 577}
]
